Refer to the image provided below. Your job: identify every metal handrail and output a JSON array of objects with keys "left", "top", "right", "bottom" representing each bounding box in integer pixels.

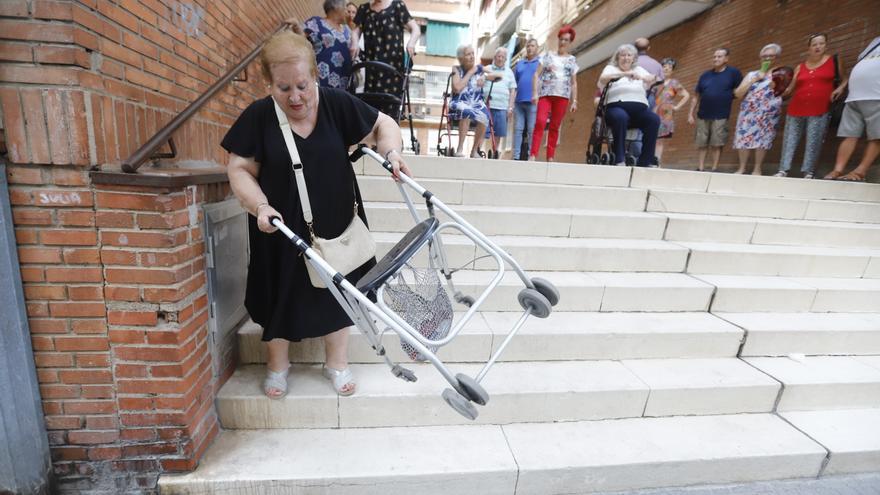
[{"left": 122, "top": 22, "right": 288, "bottom": 173}]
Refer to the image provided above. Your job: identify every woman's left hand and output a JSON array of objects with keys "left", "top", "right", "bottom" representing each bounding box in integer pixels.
[
  {"left": 831, "top": 87, "right": 844, "bottom": 101},
  {"left": 570, "top": 100, "right": 578, "bottom": 113},
  {"left": 406, "top": 43, "right": 416, "bottom": 57},
  {"left": 387, "top": 150, "right": 412, "bottom": 182}
]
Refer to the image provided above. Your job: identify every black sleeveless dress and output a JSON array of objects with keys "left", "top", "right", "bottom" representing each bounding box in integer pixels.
[{"left": 220, "top": 88, "right": 379, "bottom": 342}]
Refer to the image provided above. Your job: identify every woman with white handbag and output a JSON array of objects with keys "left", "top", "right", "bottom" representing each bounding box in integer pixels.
[{"left": 223, "top": 31, "right": 412, "bottom": 399}]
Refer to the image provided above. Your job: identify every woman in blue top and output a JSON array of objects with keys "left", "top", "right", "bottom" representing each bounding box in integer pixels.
[
  {"left": 296, "top": 0, "right": 352, "bottom": 89},
  {"left": 450, "top": 44, "right": 500, "bottom": 158}
]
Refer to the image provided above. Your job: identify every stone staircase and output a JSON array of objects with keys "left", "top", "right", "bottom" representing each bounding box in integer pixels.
[{"left": 160, "top": 157, "right": 880, "bottom": 494}]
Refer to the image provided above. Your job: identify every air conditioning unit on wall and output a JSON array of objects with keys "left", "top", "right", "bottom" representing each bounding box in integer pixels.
[{"left": 517, "top": 10, "right": 533, "bottom": 34}]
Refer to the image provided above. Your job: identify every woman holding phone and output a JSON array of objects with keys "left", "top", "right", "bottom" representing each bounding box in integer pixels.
[{"left": 732, "top": 43, "right": 785, "bottom": 175}]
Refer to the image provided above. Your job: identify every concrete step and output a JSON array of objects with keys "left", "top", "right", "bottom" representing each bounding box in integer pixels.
[
  {"left": 631, "top": 166, "right": 880, "bottom": 203},
  {"left": 160, "top": 414, "right": 827, "bottom": 494},
  {"left": 648, "top": 190, "right": 880, "bottom": 223},
  {"left": 719, "top": 313, "right": 880, "bottom": 357},
  {"left": 365, "top": 202, "right": 668, "bottom": 239},
  {"left": 358, "top": 154, "right": 632, "bottom": 187},
  {"left": 238, "top": 312, "right": 744, "bottom": 364},
  {"left": 359, "top": 156, "right": 880, "bottom": 204},
  {"left": 695, "top": 274, "right": 880, "bottom": 312},
  {"left": 781, "top": 408, "right": 880, "bottom": 476},
  {"left": 216, "top": 359, "right": 778, "bottom": 429},
  {"left": 358, "top": 175, "right": 648, "bottom": 210},
  {"left": 373, "top": 232, "right": 689, "bottom": 272},
  {"left": 503, "top": 414, "right": 825, "bottom": 494},
  {"left": 680, "top": 241, "right": 879, "bottom": 278},
  {"left": 664, "top": 213, "right": 880, "bottom": 249},
  {"left": 446, "top": 270, "right": 714, "bottom": 312},
  {"left": 744, "top": 355, "right": 880, "bottom": 411}
]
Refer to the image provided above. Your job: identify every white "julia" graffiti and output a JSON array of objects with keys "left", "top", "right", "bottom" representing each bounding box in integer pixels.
[{"left": 38, "top": 192, "right": 82, "bottom": 205}]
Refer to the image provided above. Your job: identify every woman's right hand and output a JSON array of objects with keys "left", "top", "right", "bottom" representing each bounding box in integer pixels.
[{"left": 256, "top": 204, "right": 283, "bottom": 233}]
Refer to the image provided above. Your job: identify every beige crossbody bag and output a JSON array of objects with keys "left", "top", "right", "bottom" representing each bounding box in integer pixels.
[{"left": 273, "top": 99, "right": 375, "bottom": 288}]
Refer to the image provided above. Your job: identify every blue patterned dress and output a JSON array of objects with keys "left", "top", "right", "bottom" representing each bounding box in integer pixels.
[
  {"left": 303, "top": 16, "right": 352, "bottom": 89},
  {"left": 733, "top": 70, "right": 782, "bottom": 150},
  {"left": 449, "top": 65, "right": 489, "bottom": 126}
]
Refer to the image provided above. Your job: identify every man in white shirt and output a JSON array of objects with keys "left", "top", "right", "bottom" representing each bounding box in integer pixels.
[
  {"left": 484, "top": 47, "right": 517, "bottom": 157},
  {"left": 825, "top": 36, "right": 880, "bottom": 181}
]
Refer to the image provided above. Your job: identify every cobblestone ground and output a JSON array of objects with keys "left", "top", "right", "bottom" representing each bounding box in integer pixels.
[{"left": 598, "top": 473, "right": 880, "bottom": 495}]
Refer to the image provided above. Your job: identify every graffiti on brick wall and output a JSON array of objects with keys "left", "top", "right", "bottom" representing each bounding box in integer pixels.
[{"left": 173, "top": 2, "right": 205, "bottom": 38}]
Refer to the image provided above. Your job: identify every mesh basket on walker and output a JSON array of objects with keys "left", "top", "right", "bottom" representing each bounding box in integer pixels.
[{"left": 382, "top": 265, "right": 453, "bottom": 361}]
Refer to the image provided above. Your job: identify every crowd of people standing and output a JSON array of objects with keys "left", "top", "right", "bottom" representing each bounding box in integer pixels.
[{"left": 286, "top": 2, "right": 877, "bottom": 180}]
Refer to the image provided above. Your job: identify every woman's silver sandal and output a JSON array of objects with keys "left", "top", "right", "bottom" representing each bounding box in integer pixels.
[
  {"left": 263, "top": 365, "right": 290, "bottom": 399},
  {"left": 322, "top": 365, "right": 356, "bottom": 396}
]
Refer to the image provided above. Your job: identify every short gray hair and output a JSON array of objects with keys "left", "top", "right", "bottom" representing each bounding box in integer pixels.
[
  {"left": 761, "top": 43, "right": 782, "bottom": 56},
  {"left": 456, "top": 44, "right": 474, "bottom": 60},
  {"left": 494, "top": 46, "right": 508, "bottom": 57},
  {"left": 609, "top": 44, "right": 639, "bottom": 68},
  {"left": 323, "top": 0, "right": 345, "bottom": 14}
]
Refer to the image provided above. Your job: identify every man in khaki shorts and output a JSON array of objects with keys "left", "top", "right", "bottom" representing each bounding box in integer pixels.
[
  {"left": 688, "top": 48, "right": 743, "bottom": 171},
  {"left": 824, "top": 36, "right": 880, "bottom": 181}
]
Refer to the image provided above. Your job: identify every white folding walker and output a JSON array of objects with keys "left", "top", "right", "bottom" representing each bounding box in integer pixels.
[{"left": 270, "top": 144, "right": 559, "bottom": 419}]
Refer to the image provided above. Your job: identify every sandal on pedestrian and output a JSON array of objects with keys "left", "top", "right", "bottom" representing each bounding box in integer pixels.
[
  {"left": 263, "top": 364, "right": 290, "bottom": 399},
  {"left": 839, "top": 171, "right": 866, "bottom": 182},
  {"left": 322, "top": 365, "right": 356, "bottom": 396},
  {"left": 823, "top": 170, "right": 844, "bottom": 180}
]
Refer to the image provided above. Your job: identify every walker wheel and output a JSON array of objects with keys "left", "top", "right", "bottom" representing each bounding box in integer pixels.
[
  {"left": 455, "top": 294, "right": 475, "bottom": 307},
  {"left": 413, "top": 141, "right": 421, "bottom": 155},
  {"left": 609, "top": 152, "right": 617, "bottom": 165},
  {"left": 599, "top": 152, "right": 610, "bottom": 165},
  {"left": 518, "top": 288, "right": 552, "bottom": 318},
  {"left": 625, "top": 154, "right": 637, "bottom": 166},
  {"left": 442, "top": 388, "right": 478, "bottom": 420},
  {"left": 531, "top": 277, "right": 560, "bottom": 307},
  {"left": 587, "top": 153, "right": 599, "bottom": 164},
  {"left": 456, "top": 373, "right": 489, "bottom": 406},
  {"left": 391, "top": 365, "right": 417, "bottom": 382}
]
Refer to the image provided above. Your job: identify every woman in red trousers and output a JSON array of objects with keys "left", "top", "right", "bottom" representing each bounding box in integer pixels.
[{"left": 529, "top": 26, "right": 579, "bottom": 161}]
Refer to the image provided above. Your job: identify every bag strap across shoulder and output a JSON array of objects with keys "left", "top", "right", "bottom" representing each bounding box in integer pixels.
[
  {"left": 272, "top": 98, "right": 357, "bottom": 241},
  {"left": 273, "top": 99, "right": 315, "bottom": 233}
]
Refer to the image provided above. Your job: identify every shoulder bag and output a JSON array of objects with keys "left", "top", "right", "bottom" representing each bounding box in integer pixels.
[
  {"left": 829, "top": 54, "right": 845, "bottom": 129},
  {"left": 273, "top": 99, "right": 376, "bottom": 288}
]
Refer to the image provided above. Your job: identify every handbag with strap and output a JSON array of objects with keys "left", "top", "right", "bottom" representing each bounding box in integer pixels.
[
  {"left": 272, "top": 99, "right": 376, "bottom": 288},
  {"left": 829, "top": 53, "right": 846, "bottom": 129}
]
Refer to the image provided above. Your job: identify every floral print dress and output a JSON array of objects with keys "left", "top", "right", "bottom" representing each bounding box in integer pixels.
[
  {"left": 303, "top": 16, "right": 352, "bottom": 89},
  {"left": 654, "top": 78, "right": 683, "bottom": 138},
  {"left": 733, "top": 70, "right": 782, "bottom": 150},
  {"left": 449, "top": 65, "right": 489, "bottom": 126}
]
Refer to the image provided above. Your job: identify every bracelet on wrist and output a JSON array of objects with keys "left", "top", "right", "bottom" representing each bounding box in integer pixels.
[{"left": 384, "top": 149, "right": 399, "bottom": 160}]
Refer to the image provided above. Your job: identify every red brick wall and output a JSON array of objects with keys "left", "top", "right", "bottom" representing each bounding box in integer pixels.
[
  {"left": 554, "top": 0, "right": 880, "bottom": 178},
  {"left": 1, "top": 0, "right": 321, "bottom": 491}
]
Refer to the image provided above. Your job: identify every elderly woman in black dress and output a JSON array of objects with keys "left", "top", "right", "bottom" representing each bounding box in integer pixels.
[{"left": 223, "top": 31, "right": 411, "bottom": 398}]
